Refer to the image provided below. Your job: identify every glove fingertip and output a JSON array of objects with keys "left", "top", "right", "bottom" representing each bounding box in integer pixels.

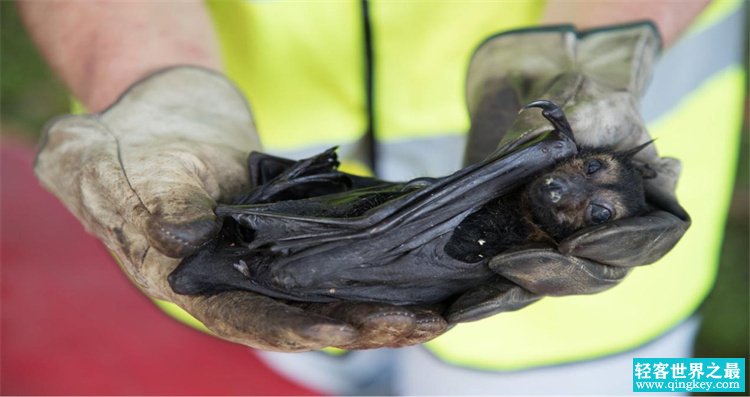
[
  {"left": 560, "top": 211, "right": 689, "bottom": 267},
  {"left": 489, "top": 249, "right": 629, "bottom": 296},
  {"left": 146, "top": 214, "right": 221, "bottom": 258},
  {"left": 397, "top": 307, "right": 449, "bottom": 345},
  {"left": 298, "top": 322, "right": 359, "bottom": 347},
  {"left": 321, "top": 303, "right": 418, "bottom": 349},
  {"left": 446, "top": 282, "right": 541, "bottom": 323},
  {"left": 413, "top": 315, "right": 449, "bottom": 338}
]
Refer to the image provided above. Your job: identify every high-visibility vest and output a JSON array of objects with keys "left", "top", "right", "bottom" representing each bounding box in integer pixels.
[{"left": 157, "top": 0, "right": 746, "bottom": 370}]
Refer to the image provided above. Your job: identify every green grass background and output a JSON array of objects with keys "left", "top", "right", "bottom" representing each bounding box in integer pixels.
[{"left": 1, "top": 0, "right": 747, "bottom": 373}]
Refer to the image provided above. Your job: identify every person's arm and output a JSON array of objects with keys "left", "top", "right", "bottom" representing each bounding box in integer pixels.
[
  {"left": 17, "top": 1, "right": 221, "bottom": 112},
  {"left": 541, "top": 0, "right": 711, "bottom": 47}
]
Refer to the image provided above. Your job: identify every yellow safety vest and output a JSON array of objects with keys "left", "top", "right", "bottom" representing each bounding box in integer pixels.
[{"left": 157, "top": 0, "right": 746, "bottom": 371}]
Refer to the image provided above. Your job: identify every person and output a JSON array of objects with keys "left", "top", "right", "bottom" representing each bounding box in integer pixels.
[{"left": 19, "top": 0, "right": 745, "bottom": 394}]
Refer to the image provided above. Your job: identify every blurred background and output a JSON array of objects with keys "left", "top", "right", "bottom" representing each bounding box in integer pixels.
[{"left": 1, "top": 0, "right": 747, "bottom": 394}]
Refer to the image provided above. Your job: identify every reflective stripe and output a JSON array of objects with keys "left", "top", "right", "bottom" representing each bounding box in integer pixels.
[
  {"left": 259, "top": 349, "right": 397, "bottom": 396},
  {"left": 257, "top": 317, "right": 700, "bottom": 394},
  {"left": 258, "top": 134, "right": 468, "bottom": 180},
  {"left": 376, "top": 135, "right": 466, "bottom": 180},
  {"left": 399, "top": 319, "right": 701, "bottom": 394},
  {"left": 688, "top": 0, "right": 744, "bottom": 36},
  {"left": 642, "top": 3, "right": 746, "bottom": 121},
  {"left": 253, "top": 137, "right": 377, "bottom": 177}
]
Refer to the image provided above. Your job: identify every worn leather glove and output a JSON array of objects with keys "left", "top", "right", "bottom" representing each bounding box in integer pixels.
[
  {"left": 447, "top": 23, "right": 691, "bottom": 323},
  {"left": 35, "top": 66, "right": 446, "bottom": 350}
]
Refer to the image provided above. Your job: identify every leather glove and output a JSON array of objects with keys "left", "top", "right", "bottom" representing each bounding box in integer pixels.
[
  {"left": 447, "top": 23, "right": 691, "bottom": 323},
  {"left": 35, "top": 66, "right": 446, "bottom": 351}
]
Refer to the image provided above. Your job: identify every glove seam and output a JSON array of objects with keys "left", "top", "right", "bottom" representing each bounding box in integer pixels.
[
  {"left": 104, "top": 123, "right": 202, "bottom": 250},
  {"left": 370, "top": 311, "right": 417, "bottom": 320},
  {"left": 416, "top": 317, "right": 443, "bottom": 325}
]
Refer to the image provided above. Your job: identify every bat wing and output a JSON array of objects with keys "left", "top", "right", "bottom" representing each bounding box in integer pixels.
[
  {"left": 219, "top": 128, "right": 577, "bottom": 254},
  {"left": 171, "top": 101, "right": 580, "bottom": 303},
  {"left": 219, "top": 147, "right": 414, "bottom": 248},
  {"left": 171, "top": 128, "right": 576, "bottom": 302}
]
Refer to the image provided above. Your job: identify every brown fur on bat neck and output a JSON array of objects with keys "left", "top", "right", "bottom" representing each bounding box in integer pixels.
[{"left": 445, "top": 142, "right": 657, "bottom": 264}]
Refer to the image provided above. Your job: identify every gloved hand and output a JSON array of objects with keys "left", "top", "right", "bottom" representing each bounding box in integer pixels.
[
  {"left": 447, "top": 23, "right": 691, "bottom": 323},
  {"left": 35, "top": 66, "right": 447, "bottom": 350}
]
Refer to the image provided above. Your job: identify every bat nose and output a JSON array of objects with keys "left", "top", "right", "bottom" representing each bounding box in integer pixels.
[
  {"left": 542, "top": 177, "right": 567, "bottom": 204},
  {"left": 541, "top": 176, "right": 587, "bottom": 208},
  {"left": 546, "top": 179, "right": 566, "bottom": 192}
]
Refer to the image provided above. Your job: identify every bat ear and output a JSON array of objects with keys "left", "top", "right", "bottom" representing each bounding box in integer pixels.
[
  {"left": 621, "top": 140, "right": 657, "bottom": 179},
  {"left": 621, "top": 140, "right": 655, "bottom": 159}
]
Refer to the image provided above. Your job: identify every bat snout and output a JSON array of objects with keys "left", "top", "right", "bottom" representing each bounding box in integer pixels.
[
  {"left": 530, "top": 174, "right": 586, "bottom": 209},
  {"left": 543, "top": 178, "right": 566, "bottom": 203}
]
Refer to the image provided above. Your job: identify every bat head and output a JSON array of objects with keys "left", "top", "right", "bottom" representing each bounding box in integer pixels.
[{"left": 524, "top": 144, "right": 656, "bottom": 241}]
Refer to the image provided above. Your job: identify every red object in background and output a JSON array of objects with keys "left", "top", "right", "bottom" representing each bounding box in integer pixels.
[{"left": 0, "top": 139, "right": 319, "bottom": 395}]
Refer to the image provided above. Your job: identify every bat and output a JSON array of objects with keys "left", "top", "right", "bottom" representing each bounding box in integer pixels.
[{"left": 168, "top": 101, "right": 654, "bottom": 305}]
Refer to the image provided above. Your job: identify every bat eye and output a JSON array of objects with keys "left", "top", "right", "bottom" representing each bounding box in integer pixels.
[
  {"left": 585, "top": 159, "right": 602, "bottom": 174},
  {"left": 589, "top": 204, "right": 612, "bottom": 224}
]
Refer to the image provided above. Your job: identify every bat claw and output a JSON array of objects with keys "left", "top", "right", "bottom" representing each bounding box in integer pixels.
[{"left": 522, "top": 100, "right": 576, "bottom": 144}]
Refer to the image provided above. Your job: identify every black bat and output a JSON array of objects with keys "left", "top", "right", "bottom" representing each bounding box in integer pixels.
[{"left": 168, "top": 101, "right": 652, "bottom": 305}]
